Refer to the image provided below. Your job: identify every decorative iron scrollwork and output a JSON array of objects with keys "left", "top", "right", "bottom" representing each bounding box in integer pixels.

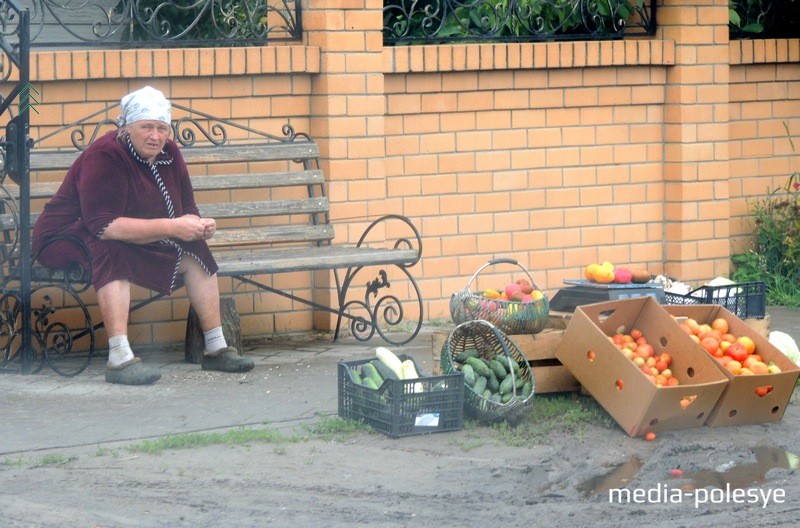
[
  {"left": 2, "top": 0, "right": 300, "bottom": 47},
  {"left": 336, "top": 215, "right": 424, "bottom": 346},
  {"left": 383, "top": 0, "right": 655, "bottom": 44}
]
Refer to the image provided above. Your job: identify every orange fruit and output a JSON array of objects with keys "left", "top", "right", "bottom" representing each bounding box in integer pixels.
[
  {"left": 748, "top": 361, "right": 769, "bottom": 375},
  {"left": 584, "top": 263, "right": 600, "bottom": 280},
  {"left": 736, "top": 336, "right": 756, "bottom": 355},
  {"left": 726, "top": 342, "right": 749, "bottom": 363},
  {"left": 755, "top": 386, "right": 773, "bottom": 397},
  {"left": 644, "top": 432, "right": 656, "bottom": 441},
  {"left": 711, "top": 318, "right": 729, "bottom": 335},
  {"left": 721, "top": 333, "right": 737, "bottom": 343},
  {"left": 700, "top": 329, "right": 723, "bottom": 342},
  {"left": 700, "top": 337, "right": 720, "bottom": 355},
  {"left": 685, "top": 318, "right": 700, "bottom": 335},
  {"left": 725, "top": 360, "right": 743, "bottom": 375}
]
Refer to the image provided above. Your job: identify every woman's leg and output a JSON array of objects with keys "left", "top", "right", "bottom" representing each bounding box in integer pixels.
[
  {"left": 179, "top": 257, "right": 253, "bottom": 372},
  {"left": 179, "top": 258, "right": 221, "bottom": 332},
  {"left": 97, "top": 279, "right": 161, "bottom": 384},
  {"left": 96, "top": 279, "right": 131, "bottom": 338}
]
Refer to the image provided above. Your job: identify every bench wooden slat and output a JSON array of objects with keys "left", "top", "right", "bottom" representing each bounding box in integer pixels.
[
  {"left": 0, "top": 197, "right": 330, "bottom": 230},
  {"left": 30, "top": 141, "right": 319, "bottom": 171},
  {"left": 213, "top": 245, "right": 419, "bottom": 275},
  {"left": 20, "top": 243, "right": 416, "bottom": 286},
  {"left": 208, "top": 224, "right": 335, "bottom": 247},
  {"left": 14, "top": 170, "right": 325, "bottom": 200},
  {"left": 201, "top": 197, "right": 329, "bottom": 219}
]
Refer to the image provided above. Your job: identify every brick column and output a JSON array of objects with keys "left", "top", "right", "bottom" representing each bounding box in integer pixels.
[
  {"left": 660, "top": 0, "right": 731, "bottom": 282},
  {"left": 304, "top": 1, "right": 387, "bottom": 330}
]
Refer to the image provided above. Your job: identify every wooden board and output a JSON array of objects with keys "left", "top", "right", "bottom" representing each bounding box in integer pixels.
[{"left": 744, "top": 314, "right": 770, "bottom": 339}]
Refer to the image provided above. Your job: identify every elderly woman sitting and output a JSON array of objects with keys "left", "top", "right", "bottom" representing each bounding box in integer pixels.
[{"left": 33, "top": 86, "right": 254, "bottom": 385}]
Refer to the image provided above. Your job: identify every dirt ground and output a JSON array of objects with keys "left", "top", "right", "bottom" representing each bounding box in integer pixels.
[
  {"left": 3, "top": 310, "right": 800, "bottom": 528},
  {"left": 3, "top": 386, "right": 800, "bottom": 527}
]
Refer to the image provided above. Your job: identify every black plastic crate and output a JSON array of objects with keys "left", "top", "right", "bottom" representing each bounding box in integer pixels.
[
  {"left": 337, "top": 355, "right": 464, "bottom": 438},
  {"left": 663, "top": 281, "right": 766, "bottom": 319}
]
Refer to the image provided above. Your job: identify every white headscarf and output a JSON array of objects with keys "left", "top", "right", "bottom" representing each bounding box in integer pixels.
[{"left": 118, "top": 86, "right": 172, "bottom": 127}]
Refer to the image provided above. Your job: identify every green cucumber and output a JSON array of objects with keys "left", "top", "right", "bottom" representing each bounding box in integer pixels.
[
  {"left": 349, "top": 368, "right": 362, "bottom": 385},
  {"left": 472, "top": 375, "right": 487, "bottom": 395},
  {"left": 372, "top": 359, "right": 398, "bottom": 381},
  {"left": 499, "top": 373, "right": 515, "bottom": 395},
  {"left": 361, "top": 377, "right": 379, "bottom": 390},
  {"left": 455, "top": 348, "right": 479, "bottom": 363},
  {"left": 519, "top": 380, "right": 533, "bottom": 399},
  {"left": 515, "top": 376, "right": 525, "bottom": 389},
  {"left": 487, "top": 372, "right": 500, "bottom": 393},
  {"left": 482, "top": 389, "right": 492, "bottom": 400},
  {"left": 465, "top": 356, "right": 491, "bottom": 377},
  {"left": 488, "top": 359, "right": 507, "bottom": 379},
  {"left": 461, "top": 364, "right": 476, "bottom": 387},
  {"left": 501, "top": 392, "right": 514, "bottom": 404},
  {"left": 490, "top": 392, "right": 502, "bottom": 403},
  {"left": 361, "top": 362, "right": 384, "bottom": 387}
]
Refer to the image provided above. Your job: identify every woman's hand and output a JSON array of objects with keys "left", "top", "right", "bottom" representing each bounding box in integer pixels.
[
  {"left": 172, "top": 214, "right": 207, "bottom": 242},
  {"left": 200, "top": 217, "right": 216, "bottom": 240}
]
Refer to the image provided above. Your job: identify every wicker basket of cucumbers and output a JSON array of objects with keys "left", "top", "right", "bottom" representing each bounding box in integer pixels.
[{"left": 441, "top": 319, "right": 535, "bottom": 425}]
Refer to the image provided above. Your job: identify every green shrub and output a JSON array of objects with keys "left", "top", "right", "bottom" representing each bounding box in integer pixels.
[
  {"left": 732, "top": 124, "right": 800, "bottom": 307},
  {"left": 729, "top": 0, "right": 800, "bottom": 37}
]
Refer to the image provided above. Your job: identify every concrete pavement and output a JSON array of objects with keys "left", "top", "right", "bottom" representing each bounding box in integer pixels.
[{"left": 2, "top": 306, "right": 798, "bottom": 457}]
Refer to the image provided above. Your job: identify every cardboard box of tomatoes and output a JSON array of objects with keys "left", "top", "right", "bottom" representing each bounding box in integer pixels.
[
  {"left": 663, "top": 304, "right": 800, "bottom": 427},
  {"left": 556, "top": 296, "right": 730, "bottom": 438}
]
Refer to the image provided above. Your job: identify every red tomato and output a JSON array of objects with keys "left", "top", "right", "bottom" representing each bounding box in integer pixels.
[{"left": 726, "top": 342, "right": 749, "bottom": 363}]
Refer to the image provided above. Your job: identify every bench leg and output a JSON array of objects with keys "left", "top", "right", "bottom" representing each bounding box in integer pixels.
[
  {"left": 184, "top": 296, "right": 242, "bottom": 364},
  {"left": 334, "top": 264, "right": 424, "bottom": 346}
]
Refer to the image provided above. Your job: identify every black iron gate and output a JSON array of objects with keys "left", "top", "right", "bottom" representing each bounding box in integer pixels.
[{"left": 0, "top": 1, "right": 33, "bottom": 374}]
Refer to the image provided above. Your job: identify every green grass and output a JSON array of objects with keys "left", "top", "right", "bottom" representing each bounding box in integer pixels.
[
  {"left": 300, "top": 414, "right": 373, "bottom": 442},
  {"left": 124, "top": 416, "right": 371, "bottom": 455},
  {"left": 127, "top": 426, "right": 301, "bottom": 454},
  {"left": 2, "top": 453, "right": 75, "bottom": 468},
  {"left": 118, "top": 397, "right": 616, "bottom": 456},
  {"left": 490, "top": 394, "right": 617, "bottom": 446}
]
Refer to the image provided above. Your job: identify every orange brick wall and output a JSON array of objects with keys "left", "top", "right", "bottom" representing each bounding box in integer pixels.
[
  {"left": 383, "top": 41, "right": 676, "bottom": 319},
  {"left": 9, "top": 0, "right": 800, "bottom": 348}
]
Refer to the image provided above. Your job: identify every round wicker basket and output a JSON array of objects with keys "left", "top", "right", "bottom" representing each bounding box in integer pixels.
[
  {"left": 441, "top": 319, "right": 534, "bottom": 425},
  {"left": 449, "top": 258, "right": 549, "bottom": 335}
]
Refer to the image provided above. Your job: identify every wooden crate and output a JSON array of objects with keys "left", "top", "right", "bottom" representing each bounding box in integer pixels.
[{"left": 431, "top": 312, "right": 579, "bottom": 393}]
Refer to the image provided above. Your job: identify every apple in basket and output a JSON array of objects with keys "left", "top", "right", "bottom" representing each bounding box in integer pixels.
[{"left": 516, "top": 279, "right": 534, "bottom": 295}]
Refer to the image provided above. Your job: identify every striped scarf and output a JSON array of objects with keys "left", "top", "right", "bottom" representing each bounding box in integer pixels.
[{"left": 122, "top": 135, "right": 210, "bottom": 292}]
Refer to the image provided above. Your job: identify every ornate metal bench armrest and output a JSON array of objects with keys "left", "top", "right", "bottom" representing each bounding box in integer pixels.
[
  {"left": 31, "top": 234, "right": 93, "bottom": 294},
  {"left": 353, "top": 214, "right": 423, "bottom": 266}
]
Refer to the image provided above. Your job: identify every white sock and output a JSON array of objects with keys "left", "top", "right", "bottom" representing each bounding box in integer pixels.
[
  {"left": 108, "top": 334, "right": 135, "bottom": 368},
  {"left": 203, "top": 326, "right": 228, "bottom": 356}
]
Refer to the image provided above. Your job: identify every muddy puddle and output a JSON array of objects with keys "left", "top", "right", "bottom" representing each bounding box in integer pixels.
[{"left": 578, "top": 446, "right": 799, "bottom": 498}]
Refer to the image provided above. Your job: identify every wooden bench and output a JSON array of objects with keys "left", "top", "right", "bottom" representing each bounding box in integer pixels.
[{"left": 0, "top": 104, "right": 423, "bottom": 376}]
